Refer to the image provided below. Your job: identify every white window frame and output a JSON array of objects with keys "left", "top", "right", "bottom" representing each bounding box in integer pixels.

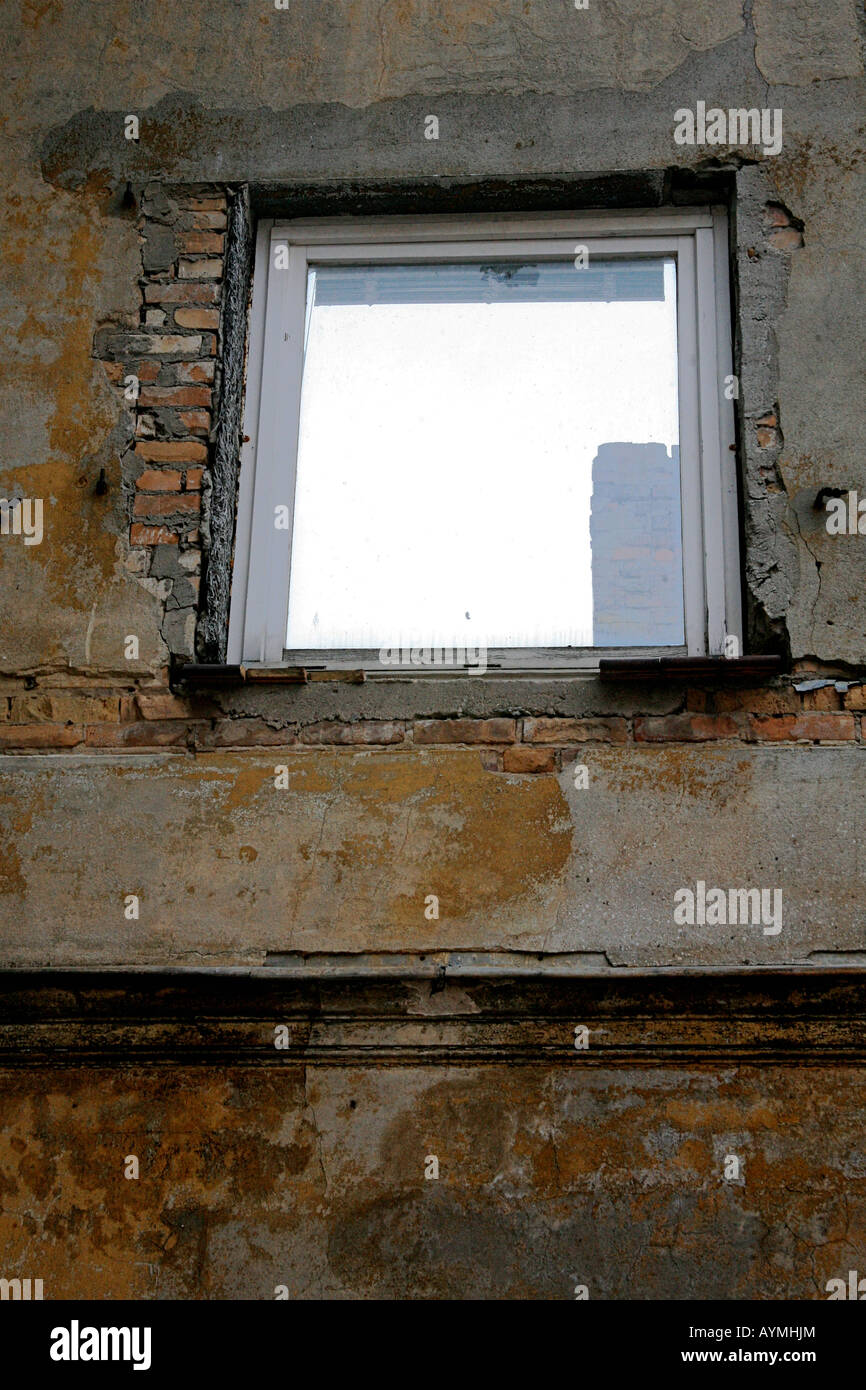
[{"left": 228, "top": 208, "right": 740, "bottom": 671}]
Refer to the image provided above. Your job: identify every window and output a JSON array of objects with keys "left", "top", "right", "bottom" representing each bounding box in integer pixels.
[{"left": 228, "top": 209, "right": 739, "bottom": 670}]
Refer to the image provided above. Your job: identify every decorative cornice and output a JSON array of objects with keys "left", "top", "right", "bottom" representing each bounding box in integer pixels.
[{"left": 1, "top": 971, "right": 865, "bottom": 1067}]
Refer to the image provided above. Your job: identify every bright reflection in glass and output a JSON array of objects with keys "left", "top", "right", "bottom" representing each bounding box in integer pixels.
[{"left": 286, "top": 257, "right": 682, "bottom": 651}]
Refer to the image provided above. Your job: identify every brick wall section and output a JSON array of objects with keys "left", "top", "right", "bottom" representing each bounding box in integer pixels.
[
  {"left": 95, "top": 184, "right": 228, "bottom": 660},
  {"left": 0, "top": 681, "right": 862, "bottom": 758}
]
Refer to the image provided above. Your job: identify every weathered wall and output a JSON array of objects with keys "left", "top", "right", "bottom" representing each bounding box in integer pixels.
[
  {"left": 5, "top": 1060, "right": 866, "bottom": 1301},
  {"left": 2, "top": 740, "right": 865, "bottom": 969},
  {"left": 2, "top": 0, "right": 865, "bottom": 674},
  {"left": 1, "top": 0, "right": 865, "bottom": 1299}
]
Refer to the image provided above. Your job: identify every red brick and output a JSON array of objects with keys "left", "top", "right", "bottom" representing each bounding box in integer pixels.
[
  {"left": 175, "top": 362, "right": 215, "bottom": 384},
  {"left": 135, "top": 359, "right": 161, "bottom": 381},
  {"left": 179, "top": 232, "right": 225, "bottom": 255},
  {"left": 178, "top": 258, "right": 222, "bottom": 280},
  {"left": 299, "top": 721, "right": 405, "bottom": 745},
  {"left": 185, "top": 468, "right": 204, "bottom": 490},
  {"left": 133, "top": 493, "right": 200, "bottom": 517},
  {"left": 144, "top": 281, "right": 220, "bottom": 305},
  {"left": 756, "top": 426, "right": 779, "bottom": 448},
  {"left": 130, "top": 523, "right": 177, "bottom": 546},
  {"left": 685, "top": 688, "right": 710, "bottom": 712},
  {"left": 715, "top": 687, "right": 799, "bottom": 715},
  {"left": 744, "top": 713, "right": 855, "bottom": 742},
  {"left": 85, "top": 722, "right": 201, "bottom": 748},
  {"left": 178, "top": 411, "right": 210, "bottom": 434},
  {"left": 190, "top": 211, "right": 227, "bottom": 229},
  {"left": 0, "top": 724, "right": 83, "bottom": 748},
  {"left": 139, "top": 386, "right": 211, "bottom": 409},
  {"left": 763, "top": 205, "right": 790, "bottom": 227},
  {"left": 137, "top": 334, "right": 203, "bottom": 355},
  {"left": 134, "top": 692, "right": 214, "bottom": 720},
  {"left": 769, "top": 227, "right": 804, "bottom": 251},
  {"left": 843, "top": 685, "right": 866, "bottom": 711},
  {"left": 9, "top": 694, "right": 120, "bottom": 724},
  {"left": 200, "top": 720, "right": 299, "bottom": 748},
  {"left": 503, "top": 747, "right": 556, "bottom": 773},
  {"left": 101, "top": 361, "right": 124, "bottom": 383},
  {"left": 413, "top": 718, "right": 516, "bottom": 744},
  {"left": 635, "top": 714, "right": 739, "bottom": 742},
  {"left": 136, "top": 468, "right": 183, "bottom": 492},
  {"left": 523, "top": 717, "right": 627, "bottom": 744},
  {"left": 135, "top": 440, "right": 207, "bottom": 462},
  {"left": 174, "top": 308, "right": 220, "bottom": 330},
  {"left": 801, "top": 685, "right": 843, "bottom": 711}
]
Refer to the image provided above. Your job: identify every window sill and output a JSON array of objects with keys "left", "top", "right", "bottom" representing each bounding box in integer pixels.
[{"left": 175, "top": 655, "right": 784, "bottom": 688}]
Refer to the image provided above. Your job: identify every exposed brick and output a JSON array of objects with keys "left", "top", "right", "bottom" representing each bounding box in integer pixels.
[
  {"left": 135, "top": 440, "right": 208, "bottom": 463},
  {"left": 133, "top": 493, "right": 200, "bottom": 518},
  {"left": 8, "top": 695, "right": 120, "bottom": 724},
  {"left": 135, "top": 469, "right": 183, "bottom": 492},
  {"left": 174, "top": 308, "right": 220, "bottom": 330},
  {"left": 763, "top": 204, "right": 791, "bottom": 228},
  {"left": 201, "top": 720, "right": 299, "bottom": 748},
  {"left": 685, "top": 689, "right": 710, "bottom": 712},
  {"left": 144, "top": 281, "right": 220, "bottom": 305},
  {"left": 635, "top": 714, "right": 739, "bottom": 742},
  {"left": 139, "top": 386, "right": 212, "bottom": 409},
  {"left": 843, "top": 685, "right": 866, "bottom": 711},
  {"left": 134, "top": 692, "right": 215, "bottom": 720},
  {"left": 178, "top": 259, "right": 222, "bottom": 280},
  {"left": 801, "top": 685, "right": 843, "bottom": 711},
  {"left": 179, "top": 232, "right": 225, "bottom": 255},
  {"left": 178, "top": 410, "right": 211, "bottom": 434},
  {"left": 135, "top": 359, "right": 161, "bottom": 381},
  {"left": 185, "top": 197, "right": 227, "bottom": 212},
  {"left": 85, "top": 722, "right": 200, "bottom": 748},
  {"left": 101, "top": 361, "right": 124, "bottom": 383},
  {"left": 744, "top": 713, "right": 855, "bottom": 742},
  {"left": 523, "top": 717, "right": 628, "bottom": 744},
  {"left": 185, "top": 468, "right": 204, "bottom": 490},
  {"left": 299, "top": 721, "right": 405, "bottom": 745},
  {"left": 769, "top": 226, "right": 804, "bottom": 251},
  {"left": 714, "top": 686, "right": 799, "bottom": 715},
  {"left": 503, "top": 747, "right": 556, "bottom": 773},
  {"left": 130, "top": 523, "right": 178, "bottom": 546},
  {"left": 413, "top": 718, "right": 517, "bottom": 744},
  {"left": 0, "top": 724, "right": 84, "bottom": 748},
  {"left": 190, "top": 211, "right": 227, "bottom": 229},
  {"left": 756, "top": 426, "right": 779, "bottom": 448},
  {"left": 135, "top": 334, "right": 203, "bottom": 355},
  {"left": 175, "top": 362, "right": 215, "bottom": 384}
]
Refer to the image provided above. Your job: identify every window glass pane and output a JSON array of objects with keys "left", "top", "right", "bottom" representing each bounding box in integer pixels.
[{"left": 286, "top": 256, "right": 683, "bottom": 651}]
